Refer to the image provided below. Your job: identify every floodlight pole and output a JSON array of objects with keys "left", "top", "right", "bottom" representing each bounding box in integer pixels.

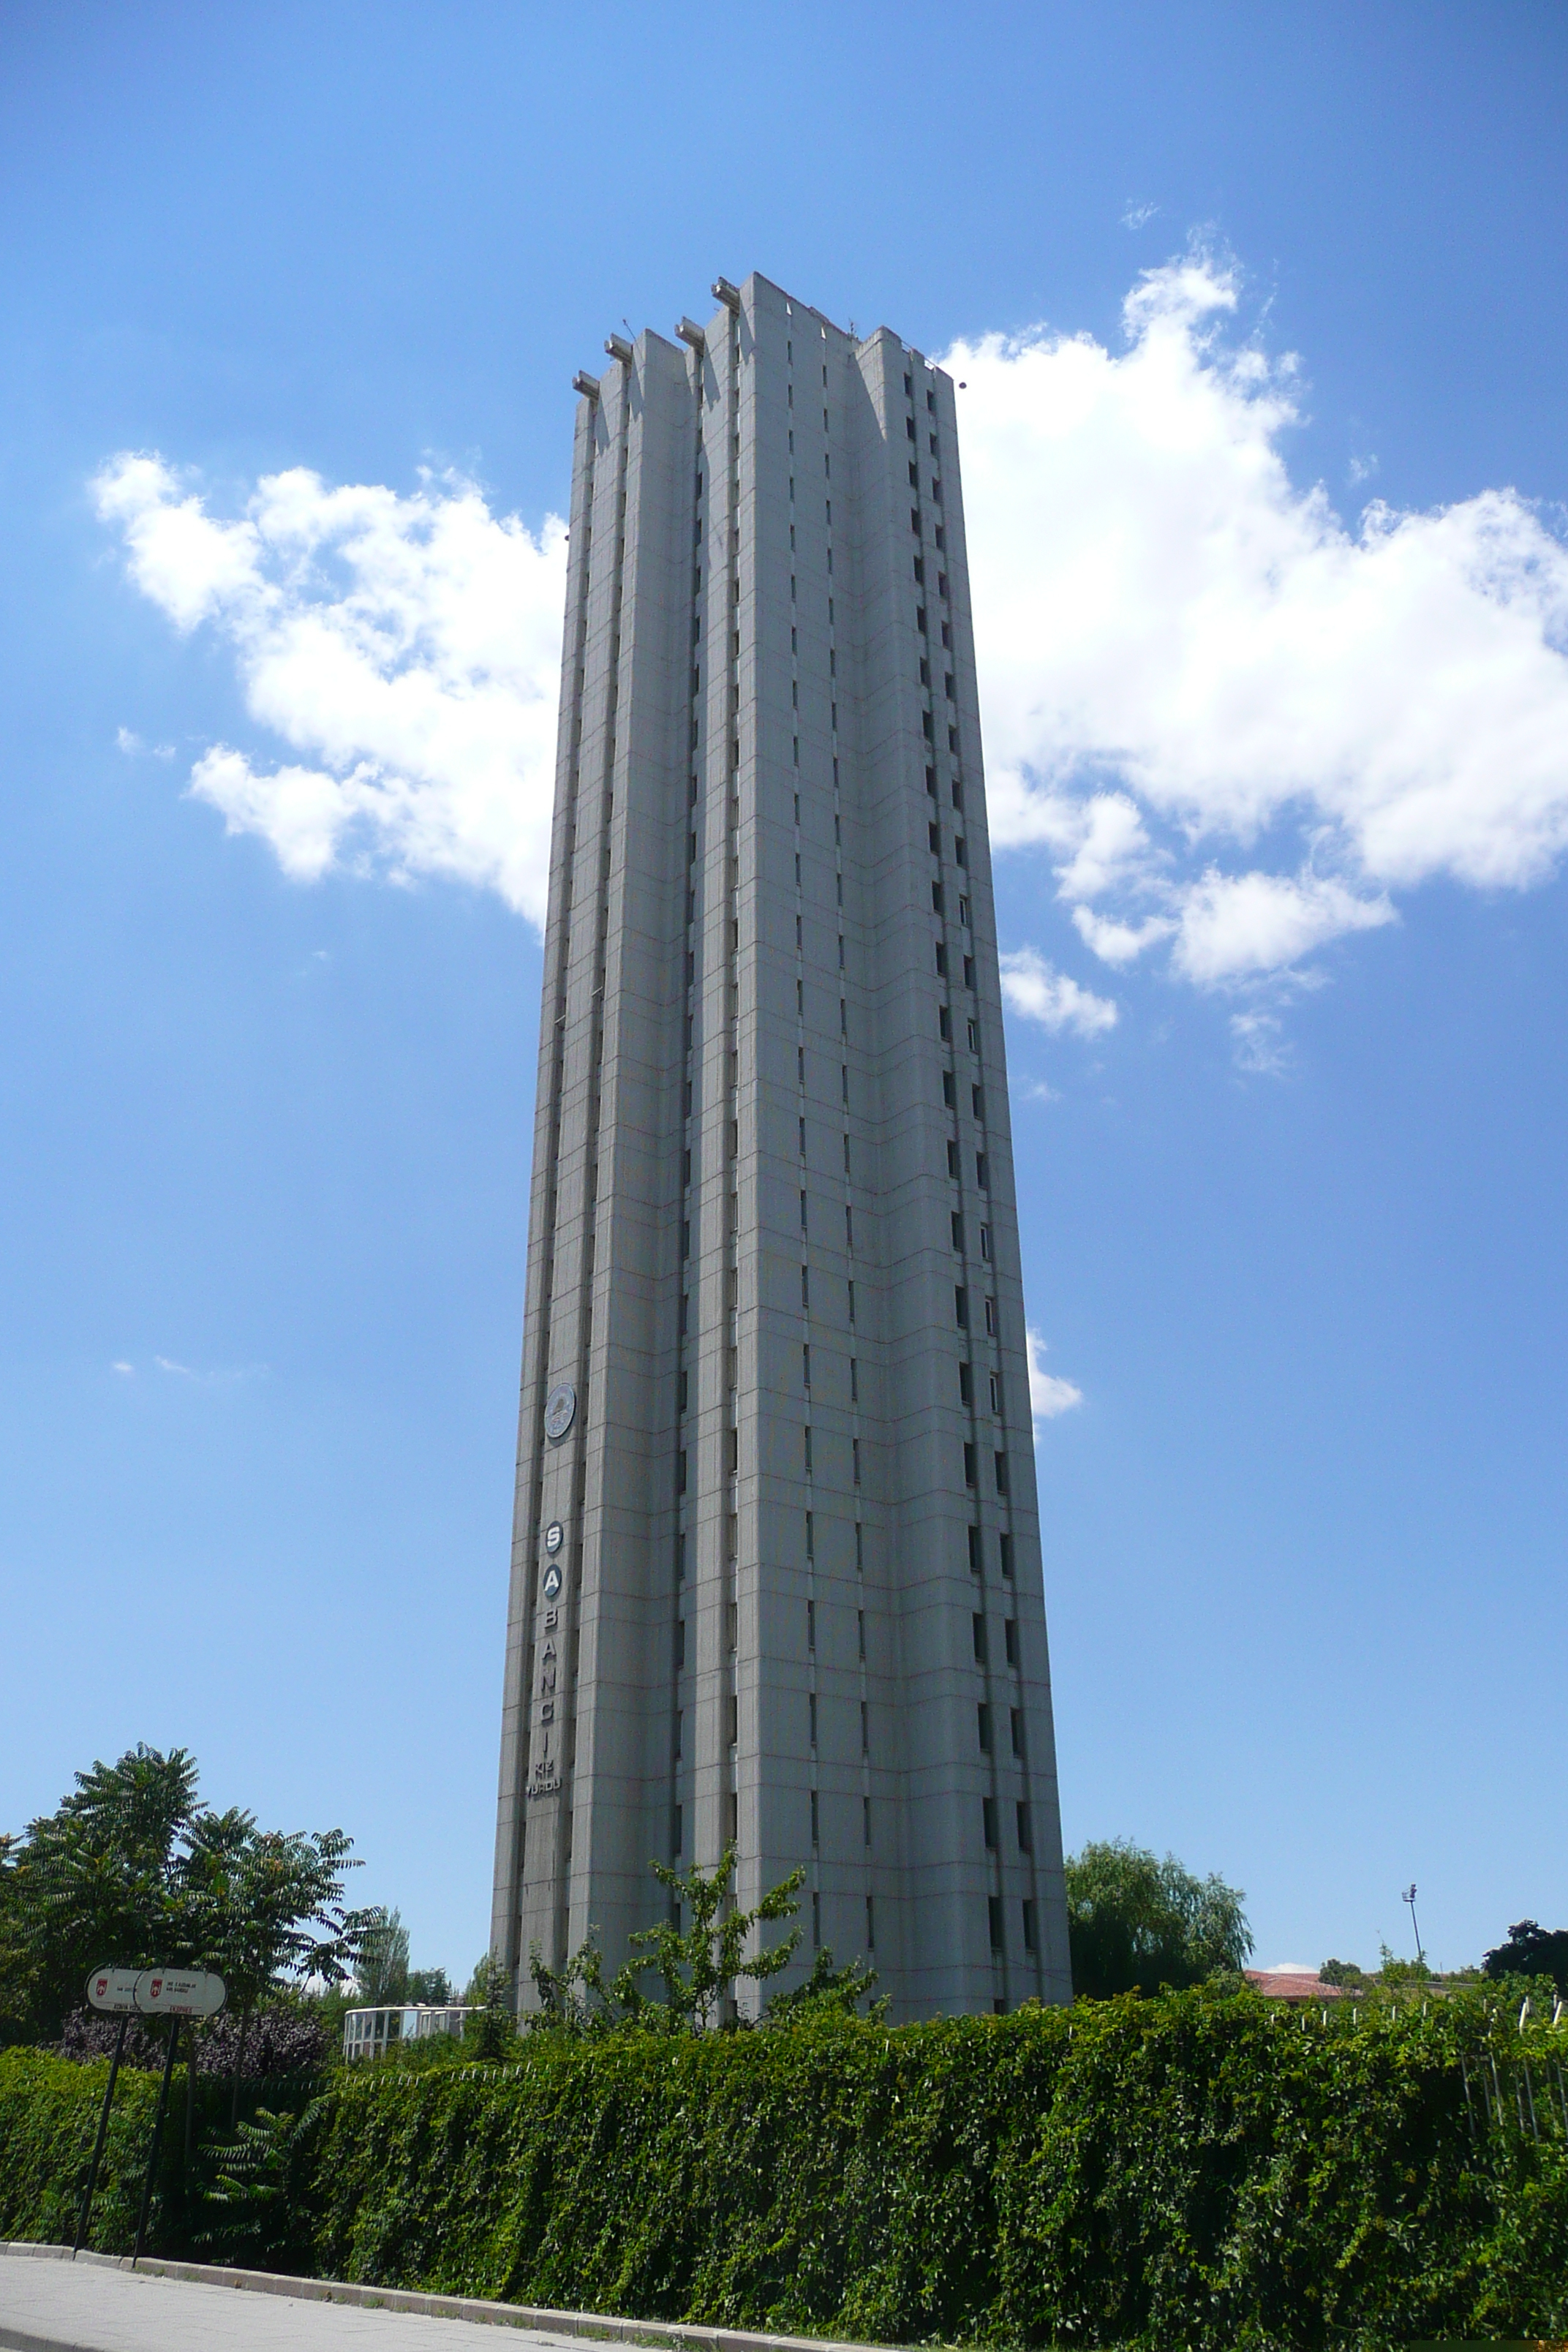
[{"left": 1403, "top": 1883, "right": 1424, "bottom": 1964}]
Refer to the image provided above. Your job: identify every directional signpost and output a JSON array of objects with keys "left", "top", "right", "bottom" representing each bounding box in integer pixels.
[
  {"left": 129, "top": 1969, "right": 225, "bottom": 2266},
  {"left": 72, "top": 1964, "right": 226, "bottom": 2263},
  {"left": 73, "top": 1970, "right": 141, "bottom": 2253},
  {"left": 134, "top": 1969, "right": 226, "bottom": 2020}
]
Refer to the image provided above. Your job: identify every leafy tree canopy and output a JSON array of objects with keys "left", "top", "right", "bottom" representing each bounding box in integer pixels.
[
  {"left": 355, "top": 1909, "right": 410, "bottom": 2007},
  {"left": 526, "top": 1846, "right": 810, "bottom": 2034},
  {"left": 1484, "top": 1919, "right": 1568, "bottom": 1995},
  {"left": 1065, "top": 1838, "right": 1252, "bottom": 1999},
  {"left": 0, "top": 1744, "right": 377, "bottom": 2048}
]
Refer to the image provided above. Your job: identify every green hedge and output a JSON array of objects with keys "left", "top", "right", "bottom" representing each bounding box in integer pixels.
[{"left": 4, "top": 1989, "right": 1567, "bottom": 2348}]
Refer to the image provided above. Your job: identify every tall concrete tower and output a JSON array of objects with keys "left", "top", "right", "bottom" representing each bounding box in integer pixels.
[{"left": 492, "top": 273, "right": 1072, "bottom": 2020}]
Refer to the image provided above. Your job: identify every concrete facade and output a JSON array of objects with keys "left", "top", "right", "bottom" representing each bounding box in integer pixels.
[{"left": 491, "top": 273, "right": 1072, "bottom": 2019}]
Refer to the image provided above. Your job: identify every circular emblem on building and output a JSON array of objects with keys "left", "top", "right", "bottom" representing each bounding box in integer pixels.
[
  {"left": 544, "top": 1520, "right": 564, "bottom": 1556},
  {"left": 542, "top": 1562, "right": 562, "bottom": 1601},
  {"left": 543, "top": 1382, "right": 576, "bottom": 1441}
]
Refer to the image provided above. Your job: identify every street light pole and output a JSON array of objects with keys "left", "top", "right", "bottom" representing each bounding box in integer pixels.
[{"left": 1402, "top": 1883, "right": 1423, "bottom": 1964}]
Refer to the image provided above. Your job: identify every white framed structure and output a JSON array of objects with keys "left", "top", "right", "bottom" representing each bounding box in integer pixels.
[{"left": 342, "top": 2005, "right": 476, "bottom": 2061}]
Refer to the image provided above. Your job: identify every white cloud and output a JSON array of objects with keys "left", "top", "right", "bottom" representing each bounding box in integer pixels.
[
  {"left": 154, "top": 1354, "right": 267, "bottom": 1386},
  {"left": 1172, "top": 868, "right": 1396, "bottom": 985},
  {"left": 948, "top": 249, "right": 1568, "bottom": 989},
  {"left": 94, "top": 456, "right": 568, "bottom": 927},
  {"left": 94, "top": 250, "right": 1568, "bottom": 1014},
  {"left": 1229, "top": 1010, "right": 1289, "bottom": 1077},
  {"left": 1028, "top": 1329, "right": 1083, "bottom": 1429},
  {"left": 1122, "top": 200, "right": 1159, "bottom": 230},
  {"left": 1070, "top": 905, "right": 1175, "bottom": 965},
  {"left": 111, "top": 1360, "right": 134, "bottom": 1376},
  {"left": 999, "top": 945, "right": 1119, "bottom": 1036}
]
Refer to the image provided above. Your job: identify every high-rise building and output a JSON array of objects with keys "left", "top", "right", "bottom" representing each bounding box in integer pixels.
[{"left": 491, "top": 272, "right": 1072, "bottom": 2020}]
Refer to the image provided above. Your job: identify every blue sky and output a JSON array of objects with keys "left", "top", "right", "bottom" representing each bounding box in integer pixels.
[{"left": 3, "top": 0, "right": 1566, "bottom": 1983}]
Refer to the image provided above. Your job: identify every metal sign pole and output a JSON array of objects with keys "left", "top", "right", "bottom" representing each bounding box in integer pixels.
[
  {"left": 131, "top": 2018, "right": 181, "bottom": 2267},
  {"left": 72, "top": 2012, "right": 129, "bottom": 2255}
]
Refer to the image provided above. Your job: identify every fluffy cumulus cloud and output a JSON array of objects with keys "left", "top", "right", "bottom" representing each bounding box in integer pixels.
[
  {"left": 1027, "top": 1329, "right": 1083, "bottom": 1429},
  {"left": 95, "top": 256, "right": 1568, "bottom": 1004},
  {"left": 93, "top": 456, "right": 567, "bottom": 925},
  {"left": 998, "top": 945, "right": 1118, "bottom": 1036},
  {"left": 950, "top": 252, "right": 1568, "bottom": 990}
]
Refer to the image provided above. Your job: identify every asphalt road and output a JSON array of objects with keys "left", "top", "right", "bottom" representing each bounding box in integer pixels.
[{"left": 0, "top": 2253, "right": 593, "bottom": 2352}]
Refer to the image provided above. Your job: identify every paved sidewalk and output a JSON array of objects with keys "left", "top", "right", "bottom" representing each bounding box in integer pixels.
[{"left": 0, "top": 2252, "right": 601, "bottom": 2352}]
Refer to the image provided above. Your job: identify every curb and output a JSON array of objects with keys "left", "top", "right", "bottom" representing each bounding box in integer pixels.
[{"left": 0, "top": 2245, "right": 887, "bottom": 2352}]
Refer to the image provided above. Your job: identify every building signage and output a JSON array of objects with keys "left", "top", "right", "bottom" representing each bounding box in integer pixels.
[
  {"left": 544, "top": 1520, "right": 564, "bottom": 1554},
  {"left": 543, "top": 1561, "right": 562, "bottom": 1600},
  {"left": 543, "top": 1382, "right": 576, "bottom": 1441}
]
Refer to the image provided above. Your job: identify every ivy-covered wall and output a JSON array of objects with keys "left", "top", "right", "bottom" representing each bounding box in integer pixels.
[{"left": 4, "top": 1988, "right": 1567, "bottom": 2350}]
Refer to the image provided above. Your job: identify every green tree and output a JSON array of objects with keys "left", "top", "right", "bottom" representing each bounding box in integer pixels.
[
  {"left": 353, "top": 1909, "right": 410, "bottom": 2005},
  {"left": 0, "top": 1746, "right": 199, "bottom": 2044},
  {"left": 177, "top": 1807, "right": 374, "bottom": 2114},
  {"left": 1065, "top": 1838, "right": 1252, "bottom": 1999},
  {"left": 464, "top": 1952, "right": 519, "bottom": 2057},
  {"left": 406, "top": 1967, "right": 451, "bottom": 2005},
  {"left": 764, "top": 1945, "right": 886, "bottom": 2021},
  {"left": 619, "top": 1846, "right": 804, "bottom": 2028},
  {"left": 0, "top": 1746, "right": 374, "bottom": 2070},
  {"left": 526, "top": 1847, "right": 805, "bottom": 2034},
  {"left": 1484, "top": 1919, "right": 1568, "bottom": 1995}
]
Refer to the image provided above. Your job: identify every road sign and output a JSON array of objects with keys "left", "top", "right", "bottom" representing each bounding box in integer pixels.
[
  {"left": 86, "top": 1966, "right": 140, "bottom": 2014},
  {"left": 134, "top": 1968, "right": 226, "bottom": 2018}
]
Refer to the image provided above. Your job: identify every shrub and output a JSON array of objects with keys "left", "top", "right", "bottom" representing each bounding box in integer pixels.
[{"left": 3, "top": 1986, "right": 1567, "bottom": 2345}]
